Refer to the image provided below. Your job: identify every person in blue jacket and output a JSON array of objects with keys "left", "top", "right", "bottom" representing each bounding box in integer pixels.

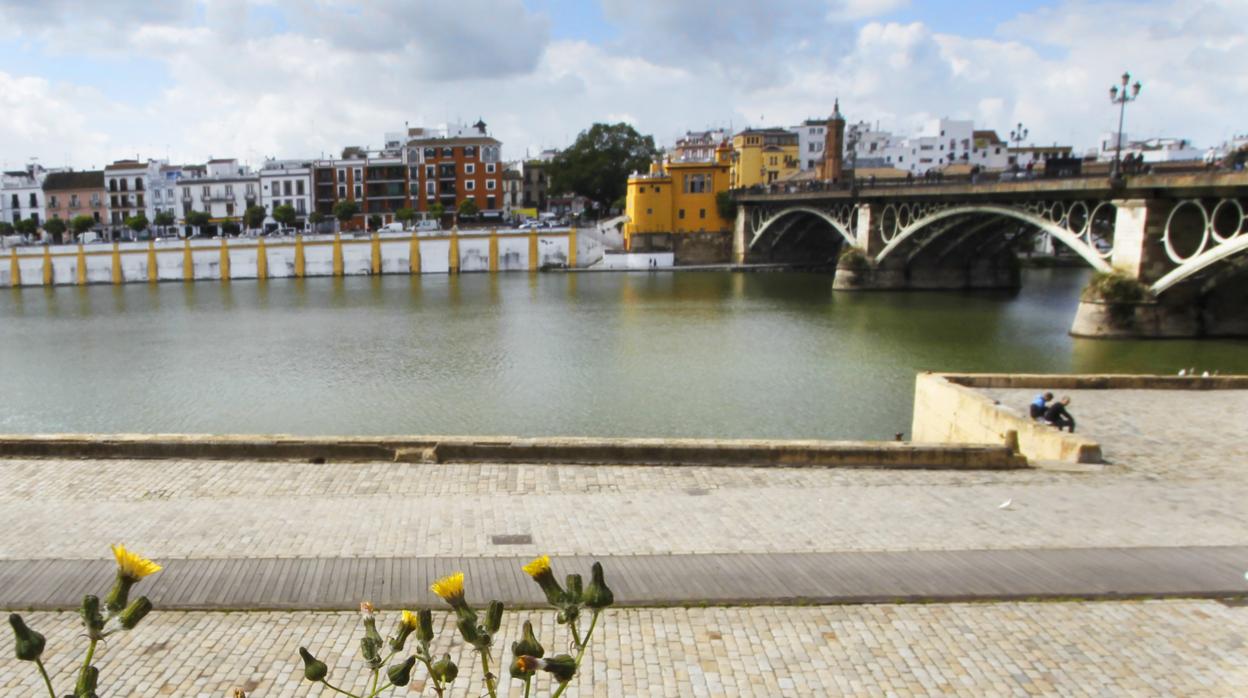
[{"left": 1029, "top": 392, "right": 1053, "bottom": 420}]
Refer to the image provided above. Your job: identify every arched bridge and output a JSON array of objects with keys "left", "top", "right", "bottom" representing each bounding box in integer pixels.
[{"left": 733, "top": 172, "right": 1248, "bottom": 337}]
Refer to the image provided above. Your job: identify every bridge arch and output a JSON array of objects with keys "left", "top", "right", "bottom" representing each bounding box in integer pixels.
[
  {"left": 874, "top": 204, "right": 1113, "bottom": 273},
  {"left": 748, "top": 206, "right": 856, "bottom": 250},
  {"left": 1150, "top": 197, "right": 1248, "bottom": 295}
]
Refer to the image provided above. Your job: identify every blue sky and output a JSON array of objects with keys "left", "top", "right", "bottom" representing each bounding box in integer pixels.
[{"left": 0, "top": 0, "right": 1243, "bottom": 170}]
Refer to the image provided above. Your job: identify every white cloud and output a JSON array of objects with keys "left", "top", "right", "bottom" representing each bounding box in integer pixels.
[{"left": 0, "top": 0, "right": 1243, "bottom": 171}]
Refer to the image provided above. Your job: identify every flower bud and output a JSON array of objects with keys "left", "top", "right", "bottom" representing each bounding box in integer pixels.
[
  {"left": 299, "top": 647, "right": 328, "bottom": 682},
  {"left": 510, "top": 655, "right": 539, "bottom": 680},
  {"left": 360, "top": 635, "right": 382, "bottom": 668},
  {"left": 9, "top": 614, "right": 45, "bottom": 662},
  {"left": 583, "top": 562, "right": 615, "bottom": 609},
  {"left": 431, "top": 653, "right": 458, "bottom": 683},
  {"left": 539, "top": 654, "right": 577, "bottom": 683},
  {"left": 119, "top": 596, "right": 153, "bottom": 630},
  {"left": 511, "top": 620, "right": 544, "bottom": 659},
  {"left": 104, "top": 572, "right": 136, "bottom": 614},
  {"left": 79, "top": 595, "right": 104, "bottom": 635},
  {"left": 391, "top": 610, "right": 419, "bottom": 652},
  {"left": 416, "top": 609, "right": 434, "bottom": 646},
  {"left": 486, "top": 600, "right": 504, "bottom": 634},
  {"left": 387, "top": 655, "right": 416, "bottom": 687},
  {"left": 76, "top": 664, "right": 99, "bottom": 696},
  {"left": 564, "top": 574, "right": 583, "bottom": 604},
  {"left": 455, "top": 616, "right": 480, "bottom": 645},
  {"left": 522, "top": 556, "right": 565, "bottom": 607},
  {"left": 556, "top": 606, "right": 580, "bottom": 625}
]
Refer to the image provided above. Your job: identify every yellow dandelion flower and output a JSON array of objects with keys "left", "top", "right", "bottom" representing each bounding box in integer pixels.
[
  {"left": 431, "top": 572, "right": 466, "bottom": 607},
  {"left": 522, "top": 555, "right": 551, "bottom": 579},
  {"left": 111, "top": 544, "right": 162, "bottom": 581},
  {"left": 400, "top": 610, "right": 419, "bottom": 631}
]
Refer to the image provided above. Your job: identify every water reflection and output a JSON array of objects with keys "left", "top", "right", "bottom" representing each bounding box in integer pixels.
[{"left": 0, "top": 269, "right": 1244, "bottom": 439}]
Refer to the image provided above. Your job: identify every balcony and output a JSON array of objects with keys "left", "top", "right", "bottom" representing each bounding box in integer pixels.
[{"left": 203, "top": 193, "right": 235, "bottom": 203}]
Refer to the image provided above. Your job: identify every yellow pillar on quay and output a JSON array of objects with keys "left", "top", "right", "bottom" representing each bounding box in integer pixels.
[
  {"left": 42, "top": 245, "right": 53, "bottom": 286},
  {"left": 219, "top": 238, "right": 231, "bottom": 281},
  {"left": 568, "top": 226, "right": 578, "bottom": 268},
  {"left": 294, "top": 234, "right": 305, "bottom": 278},
  {"left": 371, "top": 232, "right": 382, "bottom": 275},
  {"left": 409, "top": 234, "right": 421, "bottom": 275},
  {"left": 10, "top": 249, "right": 21, "bottom": 287},
  {"left": 332, "top": 233, "right": 344, "bottom": 277},
  {"left": 256, "top": 238, "right": 268, "bottom": 280},
  {"left": 111, "top": 241, "right": 122, "bottom": 285},
  {"left": 183, "top": 239, "right": 194, "bottom": 281},
  {"left": 76, "top": 244, "right": 87, "bottom": 285},
  {"left": 146, "top": 240, "right": 158, "bottom": 283},
  {"left": 489, "top": 230, "right": 499, "bottom": 273},
  {"left": 528, "top": 230, "right": 539, "bottom": 272},
  {"left": 448, "top": 226, "right": 460, "bottom": 274}
]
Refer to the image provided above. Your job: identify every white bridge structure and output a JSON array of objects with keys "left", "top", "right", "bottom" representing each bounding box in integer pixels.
[{"left": 734, "top": 172, "right": 1248, "bottom": 338}]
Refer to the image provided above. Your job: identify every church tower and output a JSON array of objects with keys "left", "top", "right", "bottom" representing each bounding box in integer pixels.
[{"left": 821, "top": 99, "right": 847, "bottom": 182}]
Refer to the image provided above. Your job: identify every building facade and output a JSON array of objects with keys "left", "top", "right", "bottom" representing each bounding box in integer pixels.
[
  {"left": 789, "top": 120, "right": 827, "bottom": 171},
  {"left": 176, "top": 159, "right": 258, "bottom": 228},
  {"left": 730, "top": 128, "right": 800, "bottom": 188},
  {"left": 42, "top": 170, "right": 106, "bottom": 236},
  {"left": 674, "top": 130, "right": 728, "bottom": 163},
  {"left": 820, "top": 101, "right": 847, "bottom": 182},
  {"left": 406, "top": 122, "right": 504, "bottom": 219},
  {"left": 259, "top": 159, "right": 313, "bottom": 227},
  {"left": 2, "top": 164, "right": 48, "bottom": 227},
  {"left": 104, "top": 160, "right": 157, "bottom": 227},
  {"left": 623, "top": 143, "right": 734, "bottom": 250}
]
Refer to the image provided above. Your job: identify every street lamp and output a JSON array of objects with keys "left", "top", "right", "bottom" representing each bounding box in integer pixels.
[
  {"left": 1109, "top": 71, "right": 1142, "bottom": 180},
  {"left": 1009, "top": 123, "right": 1028, "bottom": 169}
]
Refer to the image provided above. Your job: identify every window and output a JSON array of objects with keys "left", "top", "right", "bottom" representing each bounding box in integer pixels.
[
  {"left": 119, "top": 179, "right": 128, "bottom": 192},
  {"left": 442, "top": 147, "right": 453, "bottom": 158},
  {"left": 338, "top": 185, "right": 346, "bottom": 198},
  {"left": 464, "top": 146, "right": 476, "bottom": 158},
  {"left": 137, "top": 195, "right": 144, "bottom": 207},
  {"left": 135, "top": 178, "right": 144, "bottom": 191},
  {"left": 683, "top": 174, "right": 709, "bottom": 193},
  {"left": 678, "top": 209, "right": 685, "bottom": 219},
  {"left": 296, "top": 180, "right": 305, "bottom": 196},
  {"left": 283, "top": 181, "right": 292, "bottom": 196},
  {"left": 486, "top": 179, "right": 496, "bottom": 191},
  {"left": 646, "top": 208, "right": 653, "bottom": 215},
  {"left": 424, "top": 147, "right": 436, "bottom": 159},
  {"left": 486, "top": 196, "right": 495, "bottom": 209},
  {"left": 486, "top": 163, "right": 496, "bottom": 174},
  {"left": 354, "top": 185, "right": 362, "bottom": 199},
  {"left": 111, "top": 196, "right": 119, "bottom": 208},
  {"left": 465, "top": 180, "right": 476, "bottom": 191},
  {"left": 426, "top": 165, "right": 435, "bottom": 178},
  {"left": 337, "top": 168, "right": 346, "bottom": 181},
  {"left": 465, "top": 163, "right": 475, "bottom": 175},
  {"left": 202, "top": 185, "right": 210, "bottom": 197},
  {"left": 353, "top": 168, "right": 362, "bottom": 181},
  {"left": 49, "top": 195, "right": 58, "bottom": 208},
  {"left": 699, "top": 209, "right": 706, "bottom": 219},
  {"left": 297, "top": 200, "right": 305, "bottom": 214},
  {"left": 426, "top": 181, "right": 436, "bottom": 195},
  {"left": 225, "top": 185, "right": 234, "bottom": 196},
  {"left": 108, "top": 179, "right": 117, "bottom": 192}
]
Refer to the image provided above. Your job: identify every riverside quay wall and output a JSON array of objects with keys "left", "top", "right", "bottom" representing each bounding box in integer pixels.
[{"left": 0, "top": 228, "right": 592, "bottom": 287}]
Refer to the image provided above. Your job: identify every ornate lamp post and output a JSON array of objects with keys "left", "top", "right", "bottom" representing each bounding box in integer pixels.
[
  {"left": 1009, "top": 123, "right": 1028, "bottom": 169},
  {"left": 1109, "top": 71, "right": 1142, "bottom": 180}
]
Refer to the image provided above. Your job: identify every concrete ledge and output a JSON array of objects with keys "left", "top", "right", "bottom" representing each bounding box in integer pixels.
[
  {"left": 0, "top": 433, "right": 1028, "bottom": 470},
  {"left": 942, "top": 372, "right": 1248, "bottom": 390},
  {"left": 912, "top": 373, "right": 1103, "bottom": 464}
]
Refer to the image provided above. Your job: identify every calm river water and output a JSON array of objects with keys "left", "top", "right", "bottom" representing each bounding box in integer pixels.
[{"left": 2, "top": 269, "right": 1245, "bottom": 439}]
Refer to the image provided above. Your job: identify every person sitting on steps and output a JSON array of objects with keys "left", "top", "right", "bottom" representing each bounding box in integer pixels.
[
  {"left": 1044, "top": 396, "right": 1076, "bottom": 433},
  {"left": 1029, "top": 392, "right": 1053, "bottom": 420}
]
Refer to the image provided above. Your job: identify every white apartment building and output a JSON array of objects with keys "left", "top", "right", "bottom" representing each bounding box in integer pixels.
[
  {"left": 1096, "top": 132, "right": 1203, "bottom": 163},
  {"left": 788, "top": 120, "right": 827, "bottom": 171},
  {"left": 846, "top": 118, "right": 1072, "bottom": 174},
  {"left": 149, "top": 163, "right": 184, "bottom": 221},
  {"left": 1, "top": 164, "right": 47, "bottom": 226},
  {"left": 104, "top": 159, "right": 163, "bottom": 227},
  {"left": 175, "top": 159, "right": 259, "bottom": 226},
  {"left": 259, "top": 159, "right": 313, "bottom": 226},
  {"left": 673, "top": 130, "right": 728, "bottom": 163}
]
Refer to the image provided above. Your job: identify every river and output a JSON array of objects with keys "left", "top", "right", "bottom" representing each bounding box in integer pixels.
[{"left": 1, "top": 268, "right": 1245, "bottom": 440}]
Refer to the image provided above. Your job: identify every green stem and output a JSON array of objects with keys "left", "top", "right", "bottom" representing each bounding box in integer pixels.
[
  {"left": 551, "top": 610, "right": 601, "bottom": 698},
  {"left": 417, "top": 653, "right": 444, "bottom": 697},
  {"left": 319, "top": 679, "right": 363, "bottom": 698},
  {"left": 34, "top": 658, "right": 56, "bottom": 698},
  {"left": 523, "top": 676, "right": 532, "bottom": 698},
  {"left": 365, "top": 679, "right": 394, "bottom": 698},
  {"left": 78, "top": 637, "right": 98, "bottom": 691},
  {"left": 480, "top": 648, "right": 498, "bottom": 698},
  {"left": 368, "top": 667, "right": 379, "bottom": 698}
]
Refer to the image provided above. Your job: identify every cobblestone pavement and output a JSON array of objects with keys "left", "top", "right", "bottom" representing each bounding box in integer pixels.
[
  {"left": 4, "top": 601, "right": 1245, "bottom": 697},
  {"left": 1, "top": 390, "right": 1242, "bottom": 560}
]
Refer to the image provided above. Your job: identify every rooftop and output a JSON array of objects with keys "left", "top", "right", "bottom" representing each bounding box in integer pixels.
[{"left": 43, "top": 170, "right": 105, "bottom": 191}]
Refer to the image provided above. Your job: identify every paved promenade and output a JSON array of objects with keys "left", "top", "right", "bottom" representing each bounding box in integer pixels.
[{"left": 4, "top": 602, "right": 1246, "bottom": 696}]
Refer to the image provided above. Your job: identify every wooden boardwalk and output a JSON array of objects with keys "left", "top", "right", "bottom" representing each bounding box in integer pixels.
[{"left": 1, "top": 547, "right": 1244, "bottom": 611}]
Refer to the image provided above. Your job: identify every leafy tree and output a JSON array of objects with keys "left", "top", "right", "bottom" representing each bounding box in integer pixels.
[
  {"left": 243, "top": 205, "right": 267, "bottom": 232},
  {"left": 308, "top": 211, "right": 326, "bottom": 233},
  {"left": 428, "top": 202, "right": 445, "bottom": 220},
  {"left": 14, "top": 219, "right": 37, "bottom": 237},
  {"left": 153, "top": 211, "right": 175, "bottom": 237},
  {"left": 548, "top": 122, "right": 659, "bottom": 212},
  {"left": 0, "top": 222, "right": 13, "bottom": 237},
  {"left": 333, "top": 199, "right": 359, "bottom": 230},
  {"left": 44, "top": 217, "right": 67, "bottom": 243},
  {"left": 222, "top": 222, "right": 241, "bottom": 237},
  {"left": 457, "top": 198, "right": 479, "bottom": 219},
  {"left": 125, "top": 214, "right": 149, "bottom": 236},
  {"left": 274, "top": 204, "right": 297, "bottom": 231},
  {"left": 186, "top": 210, "right": 211, "bottom": 237},
  {"left": 367, "top": 213, "right": 382, "bottom": 231},
  {"left": 395, "top": 207, "right": 415, "bottom": 229},
  {"left": 715, "top": 191, "right": 738, "bottom": 220}
]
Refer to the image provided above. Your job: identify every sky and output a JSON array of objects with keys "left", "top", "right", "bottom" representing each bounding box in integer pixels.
[{"left": 0, "top": 0, "right": 1244, "bottom": 171}]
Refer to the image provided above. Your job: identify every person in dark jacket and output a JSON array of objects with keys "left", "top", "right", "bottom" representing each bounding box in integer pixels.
[
  {"left": 1044, "top": 396, "right": 1076, "bottom": 433},
  {"left": 1029, "top": 392, "right": 1054, "bottom": 420}
]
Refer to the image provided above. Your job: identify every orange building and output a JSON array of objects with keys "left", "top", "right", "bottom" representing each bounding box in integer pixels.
[{"left": 43, "top": 170, "right": 107, "bottom": 239}]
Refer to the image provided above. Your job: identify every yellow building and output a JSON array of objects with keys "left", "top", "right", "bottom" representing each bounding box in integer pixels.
[
  {"left": 623, "top": 143, "right": 734, "bottom": 251},
  {"left": 729, "top": 128, "right": 800, "bottom": 188}
]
